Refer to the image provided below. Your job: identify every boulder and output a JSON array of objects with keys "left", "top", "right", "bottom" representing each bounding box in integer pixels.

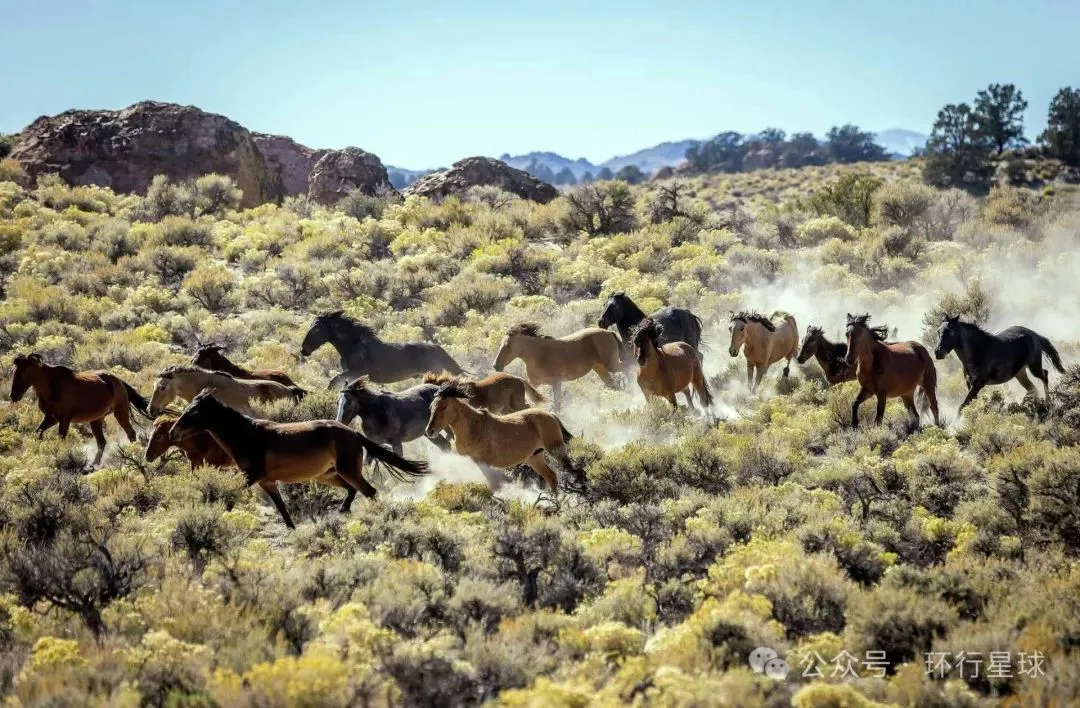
[
  {"left": 10, "top": 101, "right": 283, "bottom": 207},
  {"left": 252, "top": 133, "right": 328, "bottom": 197},
  {"left": 307, "top": 147, "right": 396, "bottom": 204},
  {"left": 403, "top": 156, "right": 558, "bottom": 203}
]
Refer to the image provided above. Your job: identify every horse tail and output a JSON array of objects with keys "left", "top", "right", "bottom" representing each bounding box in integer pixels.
[
  {"left": 695, "top": 361, "right": 714, "bottom": 408},
  {"left": 559, "top": 420, "right": 574, "bottom": 444},
  {"left": 1038, "top": 334, "right": 1065, "bottom": 373},
  {"left": 119, "top": 380, "right": 153, "bottom": 419},
  {"left": 915, "top": 344, "right": 938, "bottom": 397},
  {"left": 289, "top": 385, "right": 308, "bottom": 402},
  {"left": 689, "top": 312, "right": 706, "bottom": 351},
  {"left": 521, "top": 378, "right": 547, "bottom": 404},
  {"left": 357, "top": 434, "right": 429, "bottom": 481}
]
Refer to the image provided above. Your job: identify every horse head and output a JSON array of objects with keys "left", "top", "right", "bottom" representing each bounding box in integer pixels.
[
  {"left": 169, "top": 388, "right": 221, "bottom": 442},
  {"left": 934, "top": 314, "right": 962, "bottom": 360},
  {"left": 427, "top": 382, "right": 470, "bottom": 437},
  {"left": 797, "top": 326, "right": 824, "bottom": 364},
  {"left": 9, "top": 352, "right": 43, "bottom": 402},
  {"left": 598, "top": 292, "right": 627, "bottom": 330},
  {"left": 301, "top": 310, "right": 345, "bottom": 357}
]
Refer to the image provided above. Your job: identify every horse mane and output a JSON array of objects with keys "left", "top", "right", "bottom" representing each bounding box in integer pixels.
[
  {"left": 805, "top": 325, "right": 824, "bottom": 337},
  {"left": 731, "top": 311, "right": 777, "bottom": 332},
  {"left": 630, "top": 317, "right": 664, "bottom": 348},
  {"left": 344, "top": 375, "right": 381, "bottom": 395},
  {"left": 423, "top": 371, "right": 462, "bottom": 386},
  {"left": 319, "top": 310, "right": 377, "bottom": 340},
  {"left": 435, "top": 380, "right": 476, "bottom": 399},
  {"left": 506, "top": 322, "right": 551, "bottom": 339},
  {"left": 609, "top": 292, "right": 646, "bottom": 320},
  {"left": 847, "top": 314, "right": 889, "bottom": 341},
  {"left": 152, "top": 413, "right": 179, "bottom": 427},
  {"left": 195, "top": 342, "right": 225, "bottom": 354}
]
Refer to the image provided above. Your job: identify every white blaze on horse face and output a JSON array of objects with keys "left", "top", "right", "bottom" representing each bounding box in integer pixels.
[
  {"left": 728, "top": 321, "right": 745, "bottom": 357},
  {"left": 150, "top": 378, "right": 172, "bottom": 414},
  {"left": 492, "top": 336, "right": 513, "bottom": 371}
]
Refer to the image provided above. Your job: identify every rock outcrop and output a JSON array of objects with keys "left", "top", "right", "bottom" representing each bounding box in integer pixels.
[
  {"left": 10, "top": 101, "right": 283, "bottom": 207},
  {"left": 307, "top": 147, "right": 396, "bottom": 204},
  {"left": 403, "top": 157, "right": 558, "bottom": 203},
  {"left": 252, "top": 133, "right": 328, "bottom": 197}
]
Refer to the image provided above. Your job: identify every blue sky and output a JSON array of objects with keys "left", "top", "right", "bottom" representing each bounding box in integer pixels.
[{"left": 2, "top": 0, "right": 1077, "bottom": 168}]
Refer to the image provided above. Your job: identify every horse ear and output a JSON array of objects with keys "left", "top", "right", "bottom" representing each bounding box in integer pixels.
[
  {"left": 28, "top": 353, "right": 42, "bottom": 363},
  {"left": 845, "top": 313, "right": 856, "bottom": 323}
]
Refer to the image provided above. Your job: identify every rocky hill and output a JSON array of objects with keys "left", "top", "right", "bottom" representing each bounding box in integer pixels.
[{"left": 403, "top": 156, "right": 557, "bottom": 203}]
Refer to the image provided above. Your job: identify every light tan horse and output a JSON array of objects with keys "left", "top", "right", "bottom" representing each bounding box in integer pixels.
[
  {"left": 425, "top": 381, "right": 581, "bottom": 492},
  {"left": 492, "top": 323, "right": 622, "bottom": 411},
  {"left": 150, "top": 365, "right": 305, "bottom": 416},
  {"left": 423, "top": 371, "right": 546, "bottom": 414},
  {"left": 631, "top": 318, "right": 714, "bottom": 412},
  {"left": 728, "top": 311, "right": 799, "bottom": 392}
]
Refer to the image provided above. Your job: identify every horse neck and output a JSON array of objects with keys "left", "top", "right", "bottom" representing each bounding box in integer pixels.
[
  {"left": 442, "top": 398, "right": 487, "bottom": 439},
  {"left": 617, "top": 303, "right": 646, "bottom": 337},
  {"left": 818, "top": 338, "right": 846, "bottom": 369},
  {"left": 334, "top": 321, "right": 381, "bottom": 353},
  {"left": 852, "top": 333, "right": 880, "bottom": 369},
  {"left": 24, "top": 365, "right": 55, "bottom": 397},
  {"left": 197, "top": 405, "right": 259, "bottom": 462},
  {"left": 744, "top": 323, "right": 767, "bottom": 353},
  {"left": 212, "top": 356, "right": 247, "bottom": 377},
  {"left": 957, "top": 324, "right": 991, "bottom": 361}
]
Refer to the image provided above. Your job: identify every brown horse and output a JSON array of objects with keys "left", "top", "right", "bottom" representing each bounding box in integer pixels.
[
  {"left": 425, "top": 381, "right": 579, "bottom": 492},
  {"left": 492, "top": 323, "right": 622, "bottom": 411},
  {"left": 728, "top": 311, "right": 799, "bottom": 392},
  {"left": 845, "top": 314, "right": 941, "bottom": 428},
  {"left": 10, "top": 353, "right": 152, "bottom": 465},
  {"left": 423, "top": 371, "right": 546, "bottom": 414},
  {"left": 144, "top": 413, "right": 234, "bottom": 470},
  {"left": 631, "top": 318, "right": 713, "bottom": 412},
  {"left": 796, "top": 326, "right": 856, "bottom": 386},
  {"left": 192, "top": 343, "right": 300, "bottom": 388},
  {"left": 169, "top": 390, "right": 429, "bottom": 529}
]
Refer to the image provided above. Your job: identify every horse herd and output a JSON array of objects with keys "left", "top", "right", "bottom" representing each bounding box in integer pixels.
[{"left": 6, "top": 293, "right": 1067, "bottom": 529}]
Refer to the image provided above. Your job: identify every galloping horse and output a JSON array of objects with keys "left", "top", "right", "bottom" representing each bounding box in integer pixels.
[
  {"left": 630, "top": 318, "right": 713, "bottom": 412},
  {"left": 301, "top": 310, "right": 465, "bottom": 389},
  {"left": 425, "top": 381, "right": 580, "bottom": 492},
  {"left": 845, "top": 314, "right": 940, "bottom": 428},
  {"left": 10, "top": 353, "right": 152, "bottom": 465},
  {"left": 150, "top": 365, "right": 305, "bottom": 416},
  {"left": 796, "top": 326, "right": 856, "bottom": 386},
  {"left": 170, "top": 390, "right": 429, "bottom": 529},
  {"left": 598, "top": 292, "right": 704, "bottom": 355},
  {"left": 336, "top": 376, "right": 451, "bottom": 455},
  {"left": 423, "top": 371, "right": 546, "bottom": 414},
  {"left": 934, "top": 315, "right": 1065, "bottom": 414},
  {"left": 728, "top": 311, "right": 799, "bottom": 391},
  {"left": 492, "top": 323, "right": 622, "bottom": 412},
  {"left": 192, "top": 343, "right": 300, "bottom": 388},
  {"left": 144, "top": 413, "right": 234, "bottom": 470}
]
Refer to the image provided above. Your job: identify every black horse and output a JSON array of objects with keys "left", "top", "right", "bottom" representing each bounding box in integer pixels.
[
  {"left": 934, "top": 315, "right": 1065, "bottom": 413},
  {"left": 598, "top": 292, "right": 704, "bottom": 354},
  {"left": 796, "top": 326, "right": 856, "bottom": 386},
  {"left": 336, "top": 377, "right": 452, "bottom": 455},
  {"left": 301, "top": 310, "right": 466, "bottom": 389}
]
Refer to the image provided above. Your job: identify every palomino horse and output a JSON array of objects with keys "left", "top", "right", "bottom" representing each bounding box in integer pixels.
[
  {"left": 192, "top": 343, "right": 300, "bottom": 387},
  {"left": 796, "top": 326, "right": 856, "bottom": 386},
  {"left": 144, "top": 413, "right": 234, "bottom": 470},
  {"left": 631, "top": 318, "right": 713, "bottom": 412},
  {"left": 336, "top": 376, "right": 451, "bottom": 455},
  {"left": 9, "top": 353, "right": 152, "bottom": 465},
  {"left": 423, "top": 371, "right": 546, "bottom": 414},
  {"left": 169, "top": 390, "right": 429, "bottom": 529},
  {"left": 492, "top": 323, "right": 622, "bottom": 411},
  {"left": 598, "top": 292, "right": 704, "bottom": 354},
  {"left": 150, "top": 365, "right": 305, "bottom": 416},
  {"left": 301, "top": 310, "right": 466, "bottom": 389},
  {"left": 934, "top": 315, "right": 1065, "bottom": 414},
  {"left": 425, "top": 381, "right": 580, "bottom": 492},
  {"left": 845, "top": 314, "right": 940, "bottom": 428},
  {"left": 728, "top": 311, "right": 799, "bottom": 392}
]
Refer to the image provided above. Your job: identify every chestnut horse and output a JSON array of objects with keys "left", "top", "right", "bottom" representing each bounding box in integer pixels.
[
  {"left": 425, "top": 381, "right": 580, "bottom": 492},
  {"left": 845, "top": 314, "right": 941, "bottom": 428},
  {"left": 796, "top": 326, "right": 856, "bottom": 386},
  {"left": 492, "top": 323, "right": 622, "bottom": 412},
  {"left": 9, "top": 353, "right": 152, "bottom": 465},
  {"left": 728, "top": 312, "right": 799, "bottom": 392},
  {"left": 192, "top": 343, "right": 300, "bottom": 388},
  {"left": 423, "top": 371, "right": 546, "bottom": 414},
  {"left": 169, "top": 390, "right": 429, "bottom": 529},
  {"left": 630, "top": 318, "right": 713, "bottom": 412},
  {"left": 144, "top": 413, "right": 234, "bottom": 470}
]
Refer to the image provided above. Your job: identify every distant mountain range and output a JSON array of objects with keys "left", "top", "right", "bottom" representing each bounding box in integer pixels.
[{"left": 386, "top": 129, "right": 928, "bottom": 188}]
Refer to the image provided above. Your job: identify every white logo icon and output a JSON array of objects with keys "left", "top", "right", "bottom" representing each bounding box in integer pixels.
[{"left": 749, "top": 647, "right": 789, "bottom": 680}]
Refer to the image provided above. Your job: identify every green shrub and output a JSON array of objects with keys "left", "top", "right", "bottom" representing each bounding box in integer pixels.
[{"left": 845, "top": 586, "right": 956, "bottom": 671}]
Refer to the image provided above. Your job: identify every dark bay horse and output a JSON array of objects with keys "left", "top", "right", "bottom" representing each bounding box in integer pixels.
[
  {"left": 336, "top": 376, "right": 452, "bottom": 455},
  {"left": 10, "top": 353, "right": 152, "bottom": 465},
  {"left": 169, "top": 390, "right": 429, "bottom": 529},
  {"left": 796, "top": 326, "right": 856, "bottom": 386},
  {"left": 934, "top": 315, "right": 1065, "bottom": 413},
  {"left": 301, "top": 310, "right": 466, "bottom": 389},
  {"left": 845, "top": 314, "right": 940, "bottom": 428},
  {"left": 145, "top": 413, "right": 234, "bottom": 470},
  {"left": 598, "top": 292, "right": 704, "bottom": 354},
  {"left": 630, "top": 318, "right": 713, "bottom": 412},
  {"left": 192, "top": 343, "right": 300, "bottom": 388}
]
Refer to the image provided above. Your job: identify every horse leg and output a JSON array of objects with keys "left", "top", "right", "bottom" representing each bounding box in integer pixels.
[
  {"left": 1025, "top": 361, "right": 1051, "bottom": 401},
  {"left": 753, "top": 364, "right": 766, "bottom": 392},
  {"left": 682, "top": 391, "right": 696, "bottom": 411},
  {"left": 745, "top": 361, "right": 754, "bottom": 389},
  {"left": 958, "top": 376, "right": 988, "bottom": 413},
  {"left": 333, "top": 478, "right": 358, "bottom": 513},
  {"left": 57, "top": 418, "right": 71, "bottom": 439},
  {"left": 551, "top": 382, "right": 562, "bottom": 414},
  {"left": 90, "top": 420, "right": 107, "bottom": 466},
  {"left": 594, "top": 366, "right": 619, "bottom": 390},
  {"left": 901, "top": 393, "right": 919, "bottom": 425},
  {"left": 258, "top": 480, "right": 296, "bottom": 529},
  {"left": 113, "top": 402, "right": 138, "bottom": 443},
  {"left": 334, "top": 448, "right": 378, "bottom": 500},
  {"left": 526, "top": 453, "right": 558, "bottom": 492},
  {"left": 874, "top": 394, "right": 887, "bottom": 425},
  {"left": 850, "top": 388, "right": 872, "bottom": 429},
  {"left": 36, "top": 413, "right": 57, "bottom": 439}
]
